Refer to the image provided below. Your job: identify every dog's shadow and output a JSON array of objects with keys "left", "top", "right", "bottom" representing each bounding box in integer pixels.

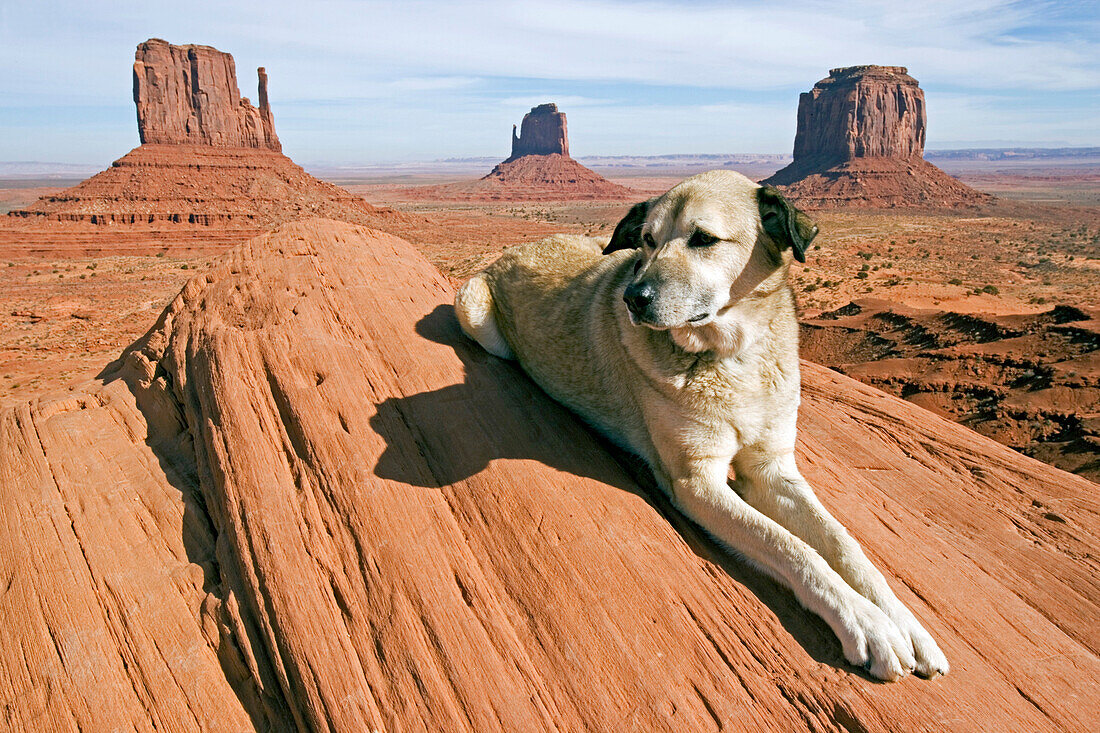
[{"left": 370, "top": 303, "right": 876, "bottom": 681}]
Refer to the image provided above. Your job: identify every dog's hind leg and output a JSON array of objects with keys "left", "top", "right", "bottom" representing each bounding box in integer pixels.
[
  {"left": 455, "top": 274, "right": 515, "bottom": 360},
  {"left": 733, "top": 448, "right": 949, "bottom": 679}
]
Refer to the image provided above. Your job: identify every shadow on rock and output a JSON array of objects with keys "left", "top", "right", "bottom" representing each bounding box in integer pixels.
[{"left": 371, "top": 303, "right": 865, "bottom": 679}]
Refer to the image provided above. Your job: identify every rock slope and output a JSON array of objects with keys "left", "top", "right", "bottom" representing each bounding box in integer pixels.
[
  {"left": 10, "top": 144, "right": 404, "bottom": 230},
  {"left": 765, "top": 66, "right": 990, "bottom": 208},
  {"left": 1, "top": 219, "right": 1097, "bottom": 731},
  {"left": 134, "top": 38, "right": 280, "bottom": 151}
]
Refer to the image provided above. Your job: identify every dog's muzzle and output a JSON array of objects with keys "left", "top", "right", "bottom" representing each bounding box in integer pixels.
[{"left": 623, "top": 281, "right": 656, "bottom": 319}]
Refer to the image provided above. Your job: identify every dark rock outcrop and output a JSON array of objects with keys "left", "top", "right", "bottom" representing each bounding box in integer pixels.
[
  {"left": 509, "top": 103, "right": 569, "bottom": 160},
  {"left": 133, "top": 38, "right": 281, "bottom": 151},
  {"left": 765, "top": 66, "right": 989, "bottom": 208}
]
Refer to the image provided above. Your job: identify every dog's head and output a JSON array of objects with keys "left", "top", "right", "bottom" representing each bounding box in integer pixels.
[{"left": 604, "top": 170, "right": 817, "bottom": 331}]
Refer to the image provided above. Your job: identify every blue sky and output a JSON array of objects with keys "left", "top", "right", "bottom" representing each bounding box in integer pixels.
[{"left": 1, "top": 0, "right": 1097, "bottom": 167}]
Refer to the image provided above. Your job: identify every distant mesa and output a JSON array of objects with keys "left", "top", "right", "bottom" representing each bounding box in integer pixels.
[
  {"left": 763, "top": 65, "right": 991, "bottom": 208},
  {"left": 10, "top": 39, "right": 398, "bottom": 231},
  {"left": 134, "top": 38, "right": 280, "bottom": 151},
  {"left": 479, "top": 103, "right": 632, "bottom": 199},
  {"left": 508, "top": 103, "right": 569, "bottom": 160},
  {"left": 402, "top": 103, "right": 632, "bottom": 201}
]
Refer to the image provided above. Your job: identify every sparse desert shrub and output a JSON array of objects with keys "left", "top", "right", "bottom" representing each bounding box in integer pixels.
[
  {"left": 949, "top": 278, "right": 962, "bottom": 285},
  {"left": 981, "top": 284, "right": 999, "bottom": 295},
  {"left": 856, "top": 271, "right": 868, "bottom": 279}
]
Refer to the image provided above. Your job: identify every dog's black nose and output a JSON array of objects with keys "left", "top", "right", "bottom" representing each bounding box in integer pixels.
[{"left": 624, "top": 282, "right": 655, "bottom": 316}]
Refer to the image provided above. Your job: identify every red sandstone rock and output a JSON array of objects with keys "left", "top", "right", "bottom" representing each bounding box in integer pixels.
[
  {"left": 0, "top": 219, "right": 1097, "bottom": 730},
  {"left": 393, "top": 102, "right": 638, "bottom": 200},
  {"left": 794, "top": 66, "right": 925, "bottom": 168},
  {"left": 404, "top": 153, "right": 634, "bottom": 201},
  {"left": 133, "top": 38, "right": 281, "bottom": 151},
  {"left": 398, "top": 104, "right": 631, "bottom": 201},
  {"left": 800, "top": 299, "right": 1100, "bottom": 481},
  {"left": 11, "top": 39, "right": 404, "bottom": 231},
  {"left": 10, "top": 144, "right": 406, "bottom": 230},
  {"left": 509, "top": 103, "right": 569, "bottom": 160},
  {"left": 765, "top": 66, "right": 989, "bottom": 208}
]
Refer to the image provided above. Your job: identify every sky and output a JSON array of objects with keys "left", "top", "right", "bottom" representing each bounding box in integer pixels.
[{"left": 1, "top": 0, "right": 1098, "bottom": 167}]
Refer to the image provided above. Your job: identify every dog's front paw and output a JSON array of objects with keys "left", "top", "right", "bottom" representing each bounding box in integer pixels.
[
  {"left": 837, "top": 597, "right": 916, "bottom": 682},
  {"left": 889, "top": 609, "right": 949, "bottom": 679}
]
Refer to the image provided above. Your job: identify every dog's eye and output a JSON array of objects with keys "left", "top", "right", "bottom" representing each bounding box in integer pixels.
[
  {"left": 689, "top": 230, "right": 719, "bottom": 247},
  {"left": 642, "top": 232, "right": 655, "bottom": 248}
]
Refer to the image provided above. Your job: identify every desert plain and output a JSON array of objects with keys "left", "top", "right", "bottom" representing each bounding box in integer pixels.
[{"left": 3, "top": 151, "right": 1097, "bottom": 479}]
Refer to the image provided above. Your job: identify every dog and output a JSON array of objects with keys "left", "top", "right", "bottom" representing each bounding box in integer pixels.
[{"left": 454, "top": 170, "right": 948, "bottom": 681}]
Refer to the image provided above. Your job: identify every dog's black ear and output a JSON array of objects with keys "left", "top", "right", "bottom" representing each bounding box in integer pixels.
[
  {"left": 756, "top": 185, "right": 818, "bottom": 263},
  {"left": 604, "top": 199, "right": 654, "bottom": 254}
]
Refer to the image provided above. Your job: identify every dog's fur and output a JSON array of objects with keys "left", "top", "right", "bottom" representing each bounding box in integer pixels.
[{"left": 454, "top": 170, "right": 948, "bottom": 681}]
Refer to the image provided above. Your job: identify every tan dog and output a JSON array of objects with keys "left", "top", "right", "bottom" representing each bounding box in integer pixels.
[{"left": 454, "top": 170, "right": 948, "bottom": 681}]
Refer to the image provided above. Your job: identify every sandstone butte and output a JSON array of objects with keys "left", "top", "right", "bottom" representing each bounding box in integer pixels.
[
  {"left": 133, "top": 38, "right": 281, "bottom": 151},
  {"left": 9, "top": 40, "right": 401, "bottom": 232},
  {"left": 764, "top": 66, "right": 990, "bottom": 208},
  {"left": 1, "top": 218, "right": 1097, "bottom": 732},
  {"left": 405, "top": 104, "right": 633, "bottom": 201}
]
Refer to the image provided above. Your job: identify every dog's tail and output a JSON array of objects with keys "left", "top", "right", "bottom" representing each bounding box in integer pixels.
[{"left": 454, "top": 274, "right": 515, "bottom": 360}]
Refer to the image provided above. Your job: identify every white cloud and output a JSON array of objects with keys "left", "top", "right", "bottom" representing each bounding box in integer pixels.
[{"left": 1, "top": 0, "right": 1097, "bottom": 162}]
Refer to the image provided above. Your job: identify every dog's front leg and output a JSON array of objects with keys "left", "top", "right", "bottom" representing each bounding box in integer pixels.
[
  {"left": 668, "top": 455, "right": 916, "bottom": 681},
  {"left": 733, "top": 448, "right": 949, "bottom": 679}
]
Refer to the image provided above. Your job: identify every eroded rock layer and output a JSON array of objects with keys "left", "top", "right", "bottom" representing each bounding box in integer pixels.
[
  {"left": 800, "top": 298, "right": 1100, "bottom": 481},
  {"left": 765, "top": 66, "right": 989, "bottom": 208},
  {"left": 9, "top": 144, "right": 404, "bottom": 230},
  {"left": 134, "top": 38, "right": 280, "bottom": 151},
  {"left": 1, "top": 219, "right": 1097, "bottom": 731}
]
